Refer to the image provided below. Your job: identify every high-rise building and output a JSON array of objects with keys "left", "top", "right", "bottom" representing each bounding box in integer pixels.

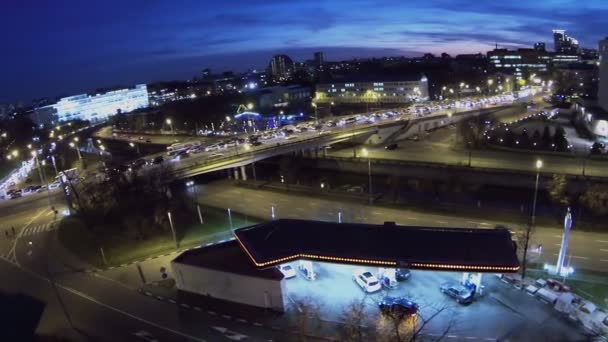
[
  {"left": 268, "top": 54, "right": 294, "bottom": 81},
  {"left": 534, "top": 42, "right": 546, "bottom": 52},
  {"left": 599, "top": 38, "right": 608, "bottom": 111},
  {"left": 314, "top": 52, "right": 324, "bottom": 67},
  {"left": 553, "top": 29, "right": 579, "bottom": 54},
  {"left": 487, "top": 48, "right": 551, "bottom": 78}
]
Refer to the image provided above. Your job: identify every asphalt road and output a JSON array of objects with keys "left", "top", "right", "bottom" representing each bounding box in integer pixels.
[{"left": 195, "top": 181, "right": 608, "bottom": 273}]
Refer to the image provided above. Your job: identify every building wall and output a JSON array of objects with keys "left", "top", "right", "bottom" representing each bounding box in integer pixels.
[
  {"left": 599, "top": 39, "right": 608, "bottom": 111},
  {"left": 171, "top": 261, "right": 286, "bottom": 312},
  {"left": 53, "top": 84, "right": 149, "bottom": 122},
  {"left": 316, "top": 78, "right": 429, "bottom": 104}
]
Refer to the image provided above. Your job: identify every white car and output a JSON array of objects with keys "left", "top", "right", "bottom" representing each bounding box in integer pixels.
[
  {"left": 352, "top": 269, "right": 381, "bottom": 293},
  {"left": 205, "top": 144, "right": 220, "bottom": 152},
  {"left": 278, "top": 264, "right": 296, "bottom": 279},
  {"left": 48, "top": 182, "right": 61, "bottom": 190}
]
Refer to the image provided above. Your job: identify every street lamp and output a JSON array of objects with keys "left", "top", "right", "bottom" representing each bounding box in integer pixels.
[
  {"left": 68, "top": 142, "right": 82, "bottom": 159},
  {"left": 129, "top": 142, "right": 140, "bottom": 155},
  {"left": 11, "top": 150, "right": 18, "bottom": 158},
  {"left": 247, "top": 103, "right": 254, "bottom": 110},
  {"left": 531, "top": 159, "right": 543, "bottom": 227},
  {"left": 166, "top": 118, "right": 174, "bottom": 134},
  {"left": 311, "top": 102, "right": 318, "bottom": 124},
  {"left": 361, "top": 148, "right": 373, "bottom": 205}
]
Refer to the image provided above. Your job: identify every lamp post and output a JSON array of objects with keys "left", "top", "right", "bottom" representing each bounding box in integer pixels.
[
  {"left": 129, "top": 142, "right": 140, "bottom": 156},
  {"left": 166, "top": 118, "right": 174, "bottom": 134},
  {"left": 531, "top": 159, "right": 543, "bottom": 228},
  {"left": 68, "top": 142, "right": 82, "bottom": 160},
  {"left": 521, "top": 159, "right": 542, "bottom": 283},
  {"left": 311, "top": 102, "right": 318, "bottom": 125},
  {"left": 31, "top": 151, "right": 52, "bottom": 208},
  {"left": 361, "top": 148, "right": 372, "bottom": 204}
]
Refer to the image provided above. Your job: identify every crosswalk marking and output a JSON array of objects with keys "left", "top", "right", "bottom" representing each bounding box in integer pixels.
[{"left": 19, "top": 223, "right": 58, "bottom": 237}]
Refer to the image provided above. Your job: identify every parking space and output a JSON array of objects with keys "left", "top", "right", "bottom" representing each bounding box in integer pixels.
[{"left": 280, "top": 261, "right": 585, "bottom": 340}]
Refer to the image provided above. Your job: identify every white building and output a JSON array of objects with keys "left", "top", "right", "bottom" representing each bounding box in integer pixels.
[
  {"left": 52, "top": 84, "right": 148, "bottom": 122},
  {"left": 599, "top": 38, "right": 608, "bottom": 112},
  {"left": 315, "top": 75, "right": 429, "bottom": 104}
]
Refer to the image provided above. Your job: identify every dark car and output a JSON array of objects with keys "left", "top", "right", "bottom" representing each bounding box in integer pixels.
[
  {"left": 152, "top": 156, "right": 164, "bottom": 164},
  {"left": 395, "top": 268, "right": 411, "bottom": 281},
  {"left": 378, "top": 296, "right": 418, "bottom": 317},
  {"left": 131, "top": 159, "right": 146, "bottom": 169},
  {"left": 251, "top": 141, "right": 262, "bottom": 146},
  {"left": 440, "top": 281, "right": 474, "bottom": 304},
  {"left": 385, "top": 143, "right": 398, "bottom": 150}
]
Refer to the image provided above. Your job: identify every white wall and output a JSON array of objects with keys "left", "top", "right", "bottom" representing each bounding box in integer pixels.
[{"left": 172, "top": 261, "right": 285, "bottom": 312}]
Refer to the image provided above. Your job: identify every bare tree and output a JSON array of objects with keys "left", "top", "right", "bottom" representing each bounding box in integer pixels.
[
  {"left": 338, "top": 297, "right": 374, "bottom": 342},
  {"left": 292, "top": 296, "right": 324, "bottom": 341},
  {"left": 376, "top": 301, "right": 456, "bottom": 342}
]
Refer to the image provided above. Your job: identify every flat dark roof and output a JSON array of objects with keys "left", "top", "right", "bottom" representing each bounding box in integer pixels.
[
  {"left": 234, "top": 219, "right": 520, "bottom": 273},
  {"left": 173, "top": 240, "right": 284, "bottom": 281}
]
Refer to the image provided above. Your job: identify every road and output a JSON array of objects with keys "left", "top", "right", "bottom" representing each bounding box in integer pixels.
[
  {"left": 195, "top": 181, "right": 608, "bottom": 273},
  {"left": 0, "top": 192, "right": 296, "bottom": 341}
]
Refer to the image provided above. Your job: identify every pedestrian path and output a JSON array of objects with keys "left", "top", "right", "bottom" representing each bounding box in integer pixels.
[{"left": 19, "top": 222, "right": 57, "bottom": 237}]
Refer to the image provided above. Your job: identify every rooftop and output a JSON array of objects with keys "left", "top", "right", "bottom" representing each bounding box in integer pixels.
[
  {"left": 172, "top": 240, "right": 284, "bottom": 281},
  {"left": 321, "top": 73, "right": 425, "bottom": 84},
  {"left": 234, "top": 219, "right": 520, "bottom": 273}
]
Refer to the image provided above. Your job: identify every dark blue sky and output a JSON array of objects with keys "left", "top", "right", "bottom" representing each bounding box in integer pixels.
[{"left": 1, "top": 0, "right": 607, "bottom": 103}]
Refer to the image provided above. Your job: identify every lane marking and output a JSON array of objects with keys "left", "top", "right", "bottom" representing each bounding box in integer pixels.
[
  {"left": 600, "top": 249, "right": 608, "bottom": 253},
  {"left": 572, "top": 255, "right": 590, "bottom": 260},
  {"left": 600, "top": 259, "right": 608, "bottom": 262},
  {"left": 595, "top": 240, "right": 608, "bottom": 243},
  {"left": 7, "top": 208, "right": 47, "bottom": 265}
]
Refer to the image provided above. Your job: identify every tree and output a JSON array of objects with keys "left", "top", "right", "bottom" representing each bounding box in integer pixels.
[
  {"left": 541, "top": 126, "right": 552, "bottom": 149},
  {"left": 519, "top": 131, "right": 531, "bottom": 148},
  {"left": 547, "top": 174, "right": 571, "bottom": 206},
  {"left": 553, "top": 126, "right": 569, "bottom": 152},
  {"left": 375, "top": 301, "right": 455, "bottom": 342},
  {"left": 292, "top": 297, "right": 323, "bottom": 341},
  {"left": 580, "top": 183, "right": 608, "bottom": 216},
  {"left": 338, "top": 297, "right": 373, "bottom": 342}
]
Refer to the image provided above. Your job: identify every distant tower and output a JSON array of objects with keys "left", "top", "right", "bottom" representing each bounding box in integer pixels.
[
  {"left": 268, "top": 54, "right": 294, "bottom": 81},
  {"left": 534, "top": 42, "right": 546, "bottom": 52},
  {"left": 314, "top": 51, "right": 324, "bottom": 67},
  {"left": 553, "top": 29, "right": 566, "bottom": 52}
]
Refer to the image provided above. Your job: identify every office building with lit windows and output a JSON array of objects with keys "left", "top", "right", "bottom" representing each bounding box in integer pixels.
[
  {"left": 52, "top": 84, "right": 149, "bottom": 122},
  {"left": 487, "top": 48, "right": 551, "bottom": 79},
  {"left": 315, "top": 75, "right": 429, "bottom": 104},
  {"left": 553, "top": 29, "right": 579, "bottom": 54}
]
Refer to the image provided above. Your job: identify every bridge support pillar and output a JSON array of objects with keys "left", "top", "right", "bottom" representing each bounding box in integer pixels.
[
  {"left": 233, "top": 168, "right": 240, "bottom": 180},
  {"left": 240, "top": 165, "right": 247, "bottom": 181},
  {"left": 227, "top": 169, "right": 232, "bottom": 179}
]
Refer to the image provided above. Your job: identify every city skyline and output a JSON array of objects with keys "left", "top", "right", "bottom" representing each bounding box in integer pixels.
[{"left": 2, "top": 0, "right": 607, "bottom": 102}]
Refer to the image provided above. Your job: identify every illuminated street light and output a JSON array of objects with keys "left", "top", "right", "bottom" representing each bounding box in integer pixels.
[
  {"left": 6, "top": 155, "right": 11, "bottom": 160},
  {"left": 11, "top": 150, "right": 18, "bottom": 157},
  {"left": 361, "top": 148, "right": 373, "bottom": 204},
  {"left": 73, "top": 137, "right": 79, "bottom": 142},
  {"left": 166, "top": 118, "right": 174, "bottom": 134},
  {"left": 247, "top": 103, "right": 254, "bottom": 110},
  {"left": 225, "top": 116, "right": 232, "bottom": 122},
  {"left": 1, "top": 132, "right": 6, "bottom": 138},
  {"left": 536, "top": 159, "right": 543, "bottom": 170},
  {"left": 27, "top": 144, "right": 32, "bottom": 149},
  {"left": 487, "top": 79, "right": 494, "bottom": 85}
]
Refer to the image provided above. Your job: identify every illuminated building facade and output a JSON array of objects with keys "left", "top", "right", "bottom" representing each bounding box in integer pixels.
[
  {"left": 315, "top": 75, "right": 429, "bottom": 104},
  {"left": 553, "top": 29, "right": 579, "bottom": 55},
  {"left": 52, "top": 84, "right": 148, "bottom": 122},
  {"left": 487, "top": 48, "right": 551, "bottom": 79}
]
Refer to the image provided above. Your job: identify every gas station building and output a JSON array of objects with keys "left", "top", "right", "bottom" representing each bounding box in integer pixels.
[{"left": 172, "top": 219, "right": 520, "bottom": 311}]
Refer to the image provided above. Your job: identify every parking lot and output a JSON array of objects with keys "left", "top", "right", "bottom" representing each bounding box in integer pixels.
[{"left": 281, "top": 261, "right": 586, "bottom": 341}]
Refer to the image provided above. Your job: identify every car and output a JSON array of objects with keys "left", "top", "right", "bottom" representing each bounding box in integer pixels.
[
  {"left": 352, "top": 269, "right": 381, "bottom": 293},
  {"left": 378, "top": 296, "right": 419, "bottom": 317},
  {"left": 8, "top": 190, "right": 22, "bottom": 199},
  {"left": 205, "top": 144, "right": 220, "bottom": 152},
  {"left": 131, "top": 159, "right": 146, "bottom": 169},
  {"left": 278, "top": 264, "right": 296, "bottom": 279},
  {"left": 250, "top": 141, "right": 262, "bottom": 146},
  {"left": 385, "top": 143, "right": 398, "bottom": 150},
  {"left": 152, "top": 156, "right": 164, "bottom": 164},
  {"left": 440, "top": 281, "right": 474, "bottom": 304},
  {"left": 209, "top": 153, "right": 224, "bottom": 159},
  {"left": 145, "top": 139, "right": 152, "bottom": 143},
  {"left": 48, "top": 182, "right": 61, "bottom": 190},
  {"left": 36, "top": 185, "right": 47, "bottom": 193},
  {"left": 138, "top": 136, "right": 144, "bottom": 140},
  {"left": 395, "top": 268, "right": 411, "bottom": 281}
]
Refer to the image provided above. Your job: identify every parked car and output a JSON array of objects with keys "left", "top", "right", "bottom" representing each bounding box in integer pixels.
[
  {"left": 378, "top": 296, "right": 419, "bottom": 317},
  {"left": 395, "top": 268, "right": 411, "bottom": 281},
  {"left": 152, "top": 156, "right": 164, "bottom": 165},
  {"left": 278, "top": 264, "right": 296, "bottom": 279},
  {"left": 385, "top": 143, "right": 398, "bottom": 150},
  {"left": 250, "top": 141, "right": 262, "bottom": 146},
  {"left": 352, "top": 269, "right": 381, "bottom": 293},
  {"left": 440, "top": 281, "right": 474, "bottom": 304},
  {"left": 48, "top": 182, "right": 61, "bottom": 190}
]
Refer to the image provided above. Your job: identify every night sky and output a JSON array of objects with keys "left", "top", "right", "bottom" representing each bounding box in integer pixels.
[{"left": 1, "top": 0, "right": 607, "bottom": 102}]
